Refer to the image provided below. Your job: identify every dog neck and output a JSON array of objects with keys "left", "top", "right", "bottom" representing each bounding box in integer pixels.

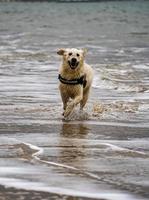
[{"left": 58, "top": 74, "right": 87, "bottom": 88}]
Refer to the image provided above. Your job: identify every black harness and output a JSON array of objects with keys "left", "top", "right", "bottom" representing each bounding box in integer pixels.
[{"left": 58, "top": 74, "right": 87, "bottom": 88}]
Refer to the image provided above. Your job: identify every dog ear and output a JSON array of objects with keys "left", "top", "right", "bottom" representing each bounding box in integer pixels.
[
  {"left": 82, "top": 48, "right": 88, "bottom": 57},
  {"left": 57, "top": 48, "right": 65, "bottom": 55}
]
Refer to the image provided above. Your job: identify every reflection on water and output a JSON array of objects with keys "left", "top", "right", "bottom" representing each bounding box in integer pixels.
[
  {"left": 0, "top": 1, "right": 149, "bottom": 200},
  {"left": 60, "top": 123, "right": 89, "bottom": 137},
  {"left": 58, "top": 123, "right": 89, "bottom": 165}
]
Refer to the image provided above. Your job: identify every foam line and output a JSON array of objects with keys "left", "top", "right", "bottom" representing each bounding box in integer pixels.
[
  {"left": 22, "top": 141, "right": 108, "bottom": 184},
  {"left": 23, "top": 141, "right": 79, "bottom": 171}
]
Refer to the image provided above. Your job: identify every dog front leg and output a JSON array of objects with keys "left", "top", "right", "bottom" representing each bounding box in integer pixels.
[
  {"left": 64, "top": 93, "right": 83, "bottom": 118},
  {"left": 59, "top": 89, "right": 69, "bottom": 113}
]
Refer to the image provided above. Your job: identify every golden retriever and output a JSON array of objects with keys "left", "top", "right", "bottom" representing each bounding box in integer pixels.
[{"left": 57, "top": 48, "right": 93, "bottom": 118}]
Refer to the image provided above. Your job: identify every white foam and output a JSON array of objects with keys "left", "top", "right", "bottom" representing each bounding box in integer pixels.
[
  {"left": 23, "top": 142, "right": 44, "bottom": 157},
  {"left": 138, "top": 104, "right": 149, "bottom": 111},
  {"left": 92, "top": 70, "right": 148, "bottom": 93},
  {"left": 22, "top": 141, "right": 78, "bottom": 171},
  {"left": 132, "top": 64, "right": 149, "bottom": 70},
  {"left": 101, "top": 143, "right": 146, "bottom": 156},
  {"left": 131, "top": 47, "right": 148, "bottom": 53},
  {"left": 92, "top": 74, "right": 115, "bottom": 89},
  {"left": 64, "top": 109, "right": 90, "bottom": 121}
]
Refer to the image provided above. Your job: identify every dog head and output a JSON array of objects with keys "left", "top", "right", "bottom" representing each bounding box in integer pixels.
[{"left": 57, "top": 48, "right": 87, "bottom": 70}]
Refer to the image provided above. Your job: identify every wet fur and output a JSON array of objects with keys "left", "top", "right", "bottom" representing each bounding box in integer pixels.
[{"left": 57, "top": 48, "right": 93, "bottom": 118}]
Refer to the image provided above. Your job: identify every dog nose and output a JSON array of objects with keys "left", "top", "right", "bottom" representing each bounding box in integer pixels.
[{"left": 71, "top": 58, "right": 77, "bottom": 63}]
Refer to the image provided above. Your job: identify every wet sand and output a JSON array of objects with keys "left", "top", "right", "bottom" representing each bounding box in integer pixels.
[
  {"left": 0, "top": 185, "right": 63, "bottom": 200},
  {"left": 0, "top": 122, "right": 149, "bottom": 200}
]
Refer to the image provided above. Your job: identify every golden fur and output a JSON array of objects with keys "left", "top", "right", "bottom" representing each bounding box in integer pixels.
[{"left": 57, "top": 48, "right": 93, "bottom": 118}]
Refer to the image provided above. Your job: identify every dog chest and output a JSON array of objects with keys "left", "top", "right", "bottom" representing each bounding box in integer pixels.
[{"left": 59, "top": 83, "right": 83, "bottom": 99}]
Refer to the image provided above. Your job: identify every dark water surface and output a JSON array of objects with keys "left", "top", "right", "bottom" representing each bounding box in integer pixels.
[{"left": 0, "top": 1, "right": 149, "bottom": 200}]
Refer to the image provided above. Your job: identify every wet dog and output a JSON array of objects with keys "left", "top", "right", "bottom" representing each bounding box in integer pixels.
[{"left": 57, "top": 48, "right": 93, "bottom": 118}]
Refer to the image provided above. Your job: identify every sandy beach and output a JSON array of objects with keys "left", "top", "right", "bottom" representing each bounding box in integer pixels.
[{"left": 0, "top": 1, "right": 149, "bottom": 199}]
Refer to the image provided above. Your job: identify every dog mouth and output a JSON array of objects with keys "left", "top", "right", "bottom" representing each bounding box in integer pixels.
[{"left": 68, "top": 60, "right": 79, "bottom": 69}]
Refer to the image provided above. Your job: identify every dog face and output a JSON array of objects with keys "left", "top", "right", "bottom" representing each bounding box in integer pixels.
[{"left": 57, "top": 48, "right": 87, "bottom": 70}]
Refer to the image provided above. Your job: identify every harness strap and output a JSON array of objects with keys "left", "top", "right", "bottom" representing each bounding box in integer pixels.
[{"left": 58, "top": 74, "right": 87, "bottom": 88}]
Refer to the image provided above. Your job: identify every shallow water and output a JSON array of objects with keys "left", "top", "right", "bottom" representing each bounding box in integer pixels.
[{"left": 0, "top": 1, "right": 149, "bottom": 200}]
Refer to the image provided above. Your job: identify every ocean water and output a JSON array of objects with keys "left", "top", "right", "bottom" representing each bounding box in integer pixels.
[{"left": 0, "top": 1, "right": 149, "bottom": 200}]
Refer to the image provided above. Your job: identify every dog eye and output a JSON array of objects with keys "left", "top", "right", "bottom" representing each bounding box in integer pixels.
[
  {"left": 68, "top": 53, "right": 72, "bottom": 56},
  {"left": 77, "top": 53, "right": 80, "bottom": 57}
]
